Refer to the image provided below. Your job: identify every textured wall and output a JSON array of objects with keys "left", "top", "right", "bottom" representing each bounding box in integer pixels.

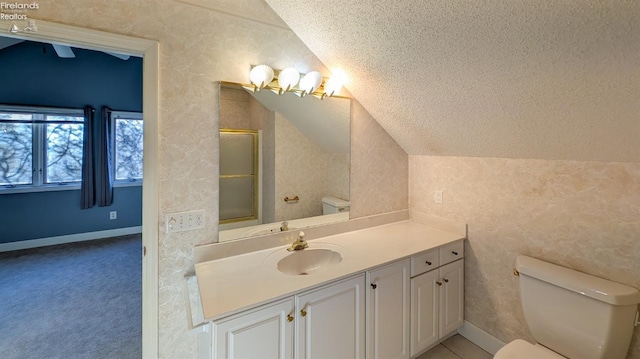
[
  {"left": 409, "top": 156, "right": 640, "bottom": 358},
  {"left": 325, "top": 153, "right": 350, "bottom": 201},
  {"left": 350, "top": 100, "right": 408, "bottom": 218},
  {"left": 274, "top": 113, "right": 326, "bottom": 221},
  {"left": 33, "top": 1, "right": 407, "bottom": 357}
]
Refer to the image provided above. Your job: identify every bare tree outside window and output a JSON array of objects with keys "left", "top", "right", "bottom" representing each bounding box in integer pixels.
[
  {"left": 115, "top": 118, "right": 143, "bottom": 181},
  {"left": 0, "top": 110, "right": 84, "bottom": 188},
  {"left": 0, "top": 113, "right": 33, "bottom": 186},
  {"left": 46, "top": 115, "right": 84, "bottom": 183}
]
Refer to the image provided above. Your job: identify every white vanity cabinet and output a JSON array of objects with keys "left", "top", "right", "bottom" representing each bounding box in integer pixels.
[
  {"left": 212, "top": 298, "right": 295, "bottom": 359},
  {"left": 296, "top": 274, "right": 366, "bottom": 359},
  {"left": 410, "top": 240, "right": 465, "bottom": 357},
  {"left": 366, "top": 258, "right": 411, "bottom": 359},
  {"left": 211, "top": 274, "right": 365, "bottom": 359}
]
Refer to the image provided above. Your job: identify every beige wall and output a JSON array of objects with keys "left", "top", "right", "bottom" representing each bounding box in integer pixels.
[
  {"left": 34, "top": 2, "right": 408, "bottom": 357},
  {"left": 409, "top": 156, "right": 640, "bottom": 358},
  {"left": 274, "top": 113, "right": 326, "bottom": 221},
  {"left": 350, "top": 100, "right": 409, "bottom": 218}
]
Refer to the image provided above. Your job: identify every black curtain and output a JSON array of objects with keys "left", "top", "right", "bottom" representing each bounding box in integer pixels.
[
  {"left": 96, "top": 106, "right": 114, "bottom": 207},
  {"left": 80, "top": 105, "right": 95, "bottom": 209}
]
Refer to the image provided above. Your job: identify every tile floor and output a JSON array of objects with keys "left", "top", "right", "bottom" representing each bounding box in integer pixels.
[{"left": 417, "top": 334, "right": 493, "bottom": 359}]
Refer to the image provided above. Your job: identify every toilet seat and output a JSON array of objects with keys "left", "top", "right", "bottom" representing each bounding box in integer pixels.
[{"left": 494, "top": 339, "right": 566, "bottom": 359}]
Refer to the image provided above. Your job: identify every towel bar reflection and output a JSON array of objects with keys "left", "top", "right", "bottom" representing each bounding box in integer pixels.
[{"left": 284, "top": 196, "right": 300, "bottom": 203}]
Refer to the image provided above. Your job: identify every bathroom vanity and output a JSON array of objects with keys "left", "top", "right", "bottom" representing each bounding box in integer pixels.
[{"left": 195, "top": 220, "right": 465, "bottom": 358}]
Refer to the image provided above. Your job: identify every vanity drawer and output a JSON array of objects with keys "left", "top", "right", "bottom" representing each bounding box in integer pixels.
[
  {"left": 439, "top": 240, "right": 464, "bottom": 265},
  {"left": 411, "top": 249, "right": 440, "bottom": 277}
]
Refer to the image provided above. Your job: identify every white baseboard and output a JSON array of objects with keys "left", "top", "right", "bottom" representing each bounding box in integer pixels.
[
  {"left": 0, "top": 226, "right": 142, "bottom": 252},
  {"left": 457, "top": 320, "right": 506, "bottom": 355}
]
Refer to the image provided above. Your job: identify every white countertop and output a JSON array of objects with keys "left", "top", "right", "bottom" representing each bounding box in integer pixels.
[{"left": 195, "top": 219, "right": 465, "bottom": 321}]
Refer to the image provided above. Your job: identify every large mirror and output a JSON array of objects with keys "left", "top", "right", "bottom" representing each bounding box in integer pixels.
[{"left": 218, "top": 83, "right": 351, "bottom": 242}]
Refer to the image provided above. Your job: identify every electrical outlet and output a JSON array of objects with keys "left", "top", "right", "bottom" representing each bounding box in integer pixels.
[
  {"left": 110, "top": 211, "right": 117, "bottom": 220},
  {"left": 434, "top": 191, "right": 443, "bottom": 204},
  {"left": 165, "top": 210, "right": 205, "bottom": 233}
]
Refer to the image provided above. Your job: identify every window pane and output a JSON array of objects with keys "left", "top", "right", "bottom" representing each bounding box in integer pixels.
[
  {"left": 46, "top": 122, "right": 84, "bottom": 183},
  {"left": 46, "top": 115, "right": 84, "bottom": 123},
  {"left": 115, "top": 118, "right": 143, "bottom": 180},
  {"left": 0, "top": 114, "right": 33, "bottom": 186}
]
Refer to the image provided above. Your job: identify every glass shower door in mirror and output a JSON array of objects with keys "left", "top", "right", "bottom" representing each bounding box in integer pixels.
[{"left": 219, "top": 129, "right": 259, "bottom": 224}]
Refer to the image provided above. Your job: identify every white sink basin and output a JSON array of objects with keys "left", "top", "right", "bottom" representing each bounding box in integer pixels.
[{"left": 276, "top": 248, "right": 343, "bottom": 276}]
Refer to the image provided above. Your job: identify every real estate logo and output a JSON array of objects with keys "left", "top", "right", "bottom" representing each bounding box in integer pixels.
[{"left": 0, "top": 2, "right": 39, "bottom": 21}]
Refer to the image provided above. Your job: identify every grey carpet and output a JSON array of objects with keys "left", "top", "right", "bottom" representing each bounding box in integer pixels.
[{"left": 0, "top": 235, "right": 142, "bottom": 359}]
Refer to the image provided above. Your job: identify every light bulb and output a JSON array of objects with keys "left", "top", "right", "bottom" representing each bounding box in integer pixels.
[
  {"left": 323, "top": 76, "right": 344, "bottom": 97},
  {"left": 249, "top": 64, "right": 274, "bottom": 89},
  {"left": 277, "top": 67, "right": 300, "bottom": 92},
  {"left": 299, "top": 71, "right": 323, "bottom": 94}
]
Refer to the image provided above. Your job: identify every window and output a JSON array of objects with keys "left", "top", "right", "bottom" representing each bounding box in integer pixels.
[
  {"left": 0, "top": 106, "right": 84, "bottom": 189},
  {"left": 112, "top": 111, "right": 143, "bottom": 182}
]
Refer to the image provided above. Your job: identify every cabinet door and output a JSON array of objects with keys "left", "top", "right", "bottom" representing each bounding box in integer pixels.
[
  {"left": 439, "top": 259, "right": 464, "bottom": 338},
  {"left": 213, "top": 299, "right": 294, "bottom": 359},
  {"left": 410, "top": 269, "right": 439, "bottom": 357},
  {"left": 367, "top": 259, "right": 411, "bottom": 359},
  {"left": 297, "top": 274, "right": 366, "bottom": 359}
]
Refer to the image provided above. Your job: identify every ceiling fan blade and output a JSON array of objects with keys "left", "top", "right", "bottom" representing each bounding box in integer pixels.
[
  {"left": 104, "top": 51, "right": 131, "bottom": 61},
  {"left": 52, "top": 44, "right": 75, "bottom": 58},
  {"left": 0, "top": 37, "right": 23, "bottom": 50}
]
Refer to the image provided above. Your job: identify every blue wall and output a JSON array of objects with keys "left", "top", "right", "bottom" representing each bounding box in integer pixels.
[{"left": 0, "top": 41, "right": 143, "bottom": 243}]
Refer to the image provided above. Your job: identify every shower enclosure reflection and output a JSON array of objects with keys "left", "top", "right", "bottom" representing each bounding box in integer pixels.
[{"left": 218, "top": 83, "right": 350, "bottom": 242}]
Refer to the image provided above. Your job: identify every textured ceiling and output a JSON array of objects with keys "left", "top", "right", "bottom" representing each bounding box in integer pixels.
[
  {"left": 251, "top": 90, "right": 350, "bottom": 154},
  {"left": 264, "top": 0, "right": 639, "bottom": 162}
]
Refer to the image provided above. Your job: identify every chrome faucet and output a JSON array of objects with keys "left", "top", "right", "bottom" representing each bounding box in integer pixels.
[
  {"left": 287, "top": 231, "right": 308, "bottom": 252},
  {"left": 280, "top": 221, "right": 289, "bottom": 231}
]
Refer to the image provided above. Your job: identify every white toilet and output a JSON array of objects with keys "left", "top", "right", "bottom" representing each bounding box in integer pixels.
[
  {"left": 495, "top": 255, "right": 640, "bottom": 359},
  {"left": 321, "top": 196, "right": 350, "bottom": 214}
]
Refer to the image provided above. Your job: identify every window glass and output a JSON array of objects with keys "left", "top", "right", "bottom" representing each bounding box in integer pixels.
[
  {"left": 45, "top": 116, "right": 84, "bottom": 183},
  {"left": 0, "top": 113, "right": 33, "bottom": 186},
  {"left": 114, "top": 117, "right": 143, "bottom": 181}
]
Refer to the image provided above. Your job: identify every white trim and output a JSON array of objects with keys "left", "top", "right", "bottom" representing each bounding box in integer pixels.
[
  {"left": 2, "top": 20, "right": 161, "bottom": 359},
  {"left": 457, "top": 320, "right": 506, "bottom": 355},
  {"left": 112, "top": 111, "right": 143, "bottom": 120},
  {"left": 0, "top": 226, "right": 142, "bottom": 252},
  {"left": 0, "top": 183, "right": 82, "bottom": 194},
  {"left": 0, "top": 105, "right": 85, "bottom": 115}
]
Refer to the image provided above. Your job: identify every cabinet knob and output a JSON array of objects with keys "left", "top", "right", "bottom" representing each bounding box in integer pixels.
[
  {"left": 436, "top": 281, "right": 443, "bottom": 286},
  {"left": 300, "top": 309, "right": 307, "bottom": 317},
  {"left": 287, "top": 314, "right": 294, "bottom": 322},
  {"left": 443, "top": 278, "right": 449, "bottom": 283},
  {"left": 425, "top": 261, "right": 432, "bottom": 266},
  {"left": 371, "top": 283, "right": 377, "bottom": 290},
  {"left": 452, "top": 251, "right": 459, "bottom": 256}
]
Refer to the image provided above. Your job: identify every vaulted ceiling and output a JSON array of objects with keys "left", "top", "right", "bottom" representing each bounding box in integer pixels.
[{"left": 264, "top": 0, "right": 639, "bottom": 162}]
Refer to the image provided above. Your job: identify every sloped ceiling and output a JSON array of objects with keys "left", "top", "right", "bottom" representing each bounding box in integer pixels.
[
  {"left": 265, "top": 0, "right": 639, "bottom": 162},
  {"left": 250, "top": 90, "right": 350, "bottom": 154}
]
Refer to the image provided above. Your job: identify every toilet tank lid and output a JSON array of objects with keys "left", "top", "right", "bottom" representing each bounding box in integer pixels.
[
  {"left": 322, "top": 196, "right": 350, "bottom": 206},
  {"left": 516, "top": 255, "right": 640, "bottom": 306}
]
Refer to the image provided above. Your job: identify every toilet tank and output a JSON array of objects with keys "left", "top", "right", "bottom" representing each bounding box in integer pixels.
[
  {"left": 516, "top": 256, "right": 640, "bottom": 359},
  {"left": 322, "top": 196, "right": 350, "bottom": 214}
]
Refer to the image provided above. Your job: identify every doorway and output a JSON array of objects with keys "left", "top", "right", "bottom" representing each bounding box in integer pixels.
[{"left": 0, "top": 20, "right": 159, "bottom": 357}]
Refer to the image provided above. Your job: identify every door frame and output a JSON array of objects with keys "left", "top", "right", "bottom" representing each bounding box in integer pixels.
[{"left": 1, "top": 20, "right": 160, "bottom": 358}]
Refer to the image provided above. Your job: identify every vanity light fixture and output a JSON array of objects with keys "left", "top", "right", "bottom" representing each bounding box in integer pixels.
[
  {"left": 249, "top": 64, "right": 275, "bottom": 89},
  {"left": 244, "top": 64, "right": 348, "bottom": 99},
  {"left": 277, "top": 67, "right": 301, "bottom": 93},
  {"left": 323, "top": 77, "right": 344, "bottom": 97},
  {"left": 299, "top": 71, "right": 323, "bottom": 95}
]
